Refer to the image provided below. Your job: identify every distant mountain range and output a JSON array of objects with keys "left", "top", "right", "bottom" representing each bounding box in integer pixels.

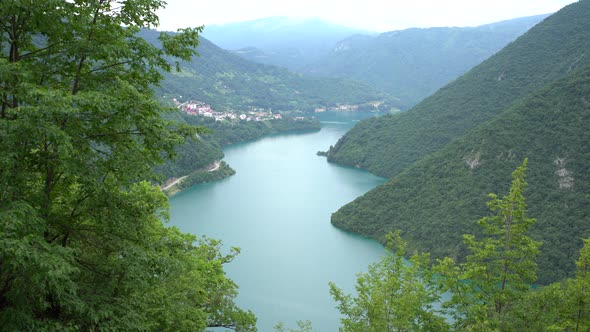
[
  {"left": 305, "top": 14, "right": 549, "bottom": 108},
  {"left": 138, "top": 30, "right": 395, "bottom": 113},
  {"left": 202, "top": 17, "right": 371, "bottom": 70},
  {"left": 327, "top": 0, "right": 590, "bottom": 284},
  {"left": 141, "top": 28, "right": 394, "bottom": 188},
  {"left": 203, "top": 15, "right": 548, "bottom": 109}
]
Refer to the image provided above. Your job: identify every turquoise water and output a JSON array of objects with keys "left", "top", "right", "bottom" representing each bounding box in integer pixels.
[{"left": 169, "top": 113, "right": 387, "bottom": 331}]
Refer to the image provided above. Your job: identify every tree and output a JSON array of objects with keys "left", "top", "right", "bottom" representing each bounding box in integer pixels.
[
  {"left": 568, "top": 238, "right": 590, "bottom": 331},
  {"left": 0, "top": 0, "right": 254, "bottom": 330},
  {"left": 330, "top": 231, "right": 448, "bottom": 332},
  {"left": 498, "top": 238, "right": 590, "bottom": 331},
  {"left": 435, "top": 158, "right": 541, "bottom": 330}
]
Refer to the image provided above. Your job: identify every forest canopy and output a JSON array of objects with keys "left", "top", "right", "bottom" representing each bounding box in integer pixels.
[{"left": 0, "top": 0, "right": 254, "bottom": 330}]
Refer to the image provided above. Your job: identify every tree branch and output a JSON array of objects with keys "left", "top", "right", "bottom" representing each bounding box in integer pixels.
[
  {"left": 84, "top": 60, "right": 132, "bottom": 74},
  {"left": 18, "top": 42, "right": 61, "bottom": 60}
]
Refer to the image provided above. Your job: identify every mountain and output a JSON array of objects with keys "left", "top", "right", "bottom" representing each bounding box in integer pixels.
[
  {"left": 139, "top": 31, "right": 395, "bottom": 112},
  {"left": 328, "top": 0, "right": 590, "bottom": 284},
  {"left": 156, "top": 110, "right": 321, "bottom": 190},
  {"left": 326, "top": 4, "right": 590, "bottom": 178},
  {"left": 201, "top": 17, "right": 371, "bottom": 70},
  {"left": 305, "top": 14, "right": 548, "bottom": 108},
  {"left": 333, "top": 64, "right": 590, "bottom": 284},
  {"left": 141, "top": 29, "right": 392, "bottom": 188}
]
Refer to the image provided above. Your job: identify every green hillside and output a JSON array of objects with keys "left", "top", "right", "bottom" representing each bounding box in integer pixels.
[
  {"left": 142, "top": 28, "right": 385, "bottom": 187},
  {"left": 139, "top": 30, "right": 395, "bottom": 113},
  {"left": 333, "top": 63, "right": 590, "bottom": 284},
  {"left": 306, "top": 14, "right": 547, "bottom": 108},
  {"left": 326, "top": 1, "right": 590, "bottom": 178},
  {"left": 156, "top": 111, "right": 321, "bottom": 184}
]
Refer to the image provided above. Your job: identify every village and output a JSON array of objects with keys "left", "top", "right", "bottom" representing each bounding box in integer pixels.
[{"left": 174, "top": 99, "right": 284, "bottom": 122}]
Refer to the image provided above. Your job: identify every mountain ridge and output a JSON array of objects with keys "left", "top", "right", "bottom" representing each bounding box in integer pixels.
[
  {"left": 333, "top": 63, "right": 590, "bottom": 284},
  {"left": 202, "top": 17, "right": 373, "bottom": 70},
  {"left": 305, "top": 14, "right": 549, "bottom": 108},
  {"left": 329, "top": 0, "right": 590, "bottom": 283},
  {"left": 141, "top": 31, "right": 396, "bottom": 113},
  {"left": 326, "top": 3, "right": 590, "bottom": 178}
]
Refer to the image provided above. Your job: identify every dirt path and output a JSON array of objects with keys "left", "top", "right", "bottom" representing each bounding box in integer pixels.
[
  {"left": 161, "top": 176, "right": 187, "bottom": 191},
  {"left": 162, "top": 160, "right": 221, "bottom": 191},
  {"left": 208, "top": 161, "right": 221, "bottom": 172}
]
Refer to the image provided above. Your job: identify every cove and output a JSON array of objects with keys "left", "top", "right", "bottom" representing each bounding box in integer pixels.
[{"left": 169, "top": 112, "right": 387, "bottom": 331}]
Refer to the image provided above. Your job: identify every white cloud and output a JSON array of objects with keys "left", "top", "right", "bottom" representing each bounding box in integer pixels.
[{"left": 157, "top": 0, "right": 578, "bottom": 32}]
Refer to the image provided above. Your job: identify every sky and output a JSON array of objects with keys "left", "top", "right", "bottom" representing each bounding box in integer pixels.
[{"left": 157, "top": 0, "right": 578, "bottom": 32}]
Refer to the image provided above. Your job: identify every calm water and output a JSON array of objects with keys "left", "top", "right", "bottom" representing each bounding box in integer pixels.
[{"left": 169, "top": 112, "right": 387, "bottom": 331}]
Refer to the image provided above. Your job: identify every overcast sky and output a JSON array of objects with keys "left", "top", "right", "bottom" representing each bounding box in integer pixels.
[{"left": 157, "top": 0, "right": 578, "bottom": 32}]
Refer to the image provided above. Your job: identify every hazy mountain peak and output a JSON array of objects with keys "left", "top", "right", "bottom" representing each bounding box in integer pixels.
[{"left": 201, "top": 16, "right": 372, "bottom": 70}]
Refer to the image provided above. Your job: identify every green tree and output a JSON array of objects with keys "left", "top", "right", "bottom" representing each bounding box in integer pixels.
[
  {"left": 502, "top": 238, "right": 590, "bottom": 331},
  {"left": 330, "top": 231, "right": 448, "bottom": 332},
  {"left": 435, "top": 158, "right": 541, "bottom": 330},
  {"left": 567, "top": 238, "right": 590, "bottom": 331},
  {"left": 0, "top": 0, "right": 254, "bottom": 330}
]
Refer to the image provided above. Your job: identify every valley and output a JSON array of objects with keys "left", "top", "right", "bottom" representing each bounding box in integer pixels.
[{"left": 4, "top": 0, "right": 589, "bottom": 330}]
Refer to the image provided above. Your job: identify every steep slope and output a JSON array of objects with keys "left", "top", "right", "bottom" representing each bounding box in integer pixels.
[
  {"left": 333, "top": 63, "right": 590, "bottom": 284},
  {"left": 150, "top": 33, "right": 394, "bottom": 112},
  {"left": 326, "top": 1, "right": 590, "bottom": 178},
  {"left": 142, "top": 28, "right": 388, "bottom": 189},
  {"left": 202, "top": 17, "right": 370, "bottom": 70},
  {"left": 306, "top": 14, "right": 547, "bottom": 108}
]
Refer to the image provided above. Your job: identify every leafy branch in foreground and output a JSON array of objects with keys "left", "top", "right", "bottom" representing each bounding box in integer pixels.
[
  {"left": 435, "top": 158, "right": 541, "bottom": 330},
  {"left": 331, "top": 159, "right": 561, "bottom": 331},
  {"left": 0, "top": 0, "right": 254, "bottom": 330},
  {"left": 330, "top": 231, "right": 448, "bottom": 331}
]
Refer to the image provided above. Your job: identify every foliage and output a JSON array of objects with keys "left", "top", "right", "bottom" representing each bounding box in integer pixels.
[
  {"left": 330, "top": 231, "right": 448, "bottom": 332},
  {"left": 137, "top": 30, "right": 396, "bottom": 113},
  {"left": 181, "top": 114, "right": 321, "bottom": 146},
  {"left": 327, "top": 1, "right": 590, "bottom": 178},
  {"left": 306, "top": 14, "right": 547, "bottom": 108},
  {"left": 156, "top": 112, "right": 321, "bottom": 186},
  {"left": 156, "top": 135, "right": 224, "bottom": 180},
  {"left": 0, "top": 0, "right": 253, "bottom": 330},
  {"left": 331, "top": 2, "right": 590, "bottom": 283},
  {"left": 165, "top": 161, "right": 236, "bottom": 196},
  {"left": 505, "top": 239, "right": 590, "bottom": 331},
  {"left": 273, "top": 320, "right": 314, "bottom": 332},
  {"left": 434, "top": 159, "right": 541, "bottom": 330},
  {"left": 333, "top": 162, "right": 590, "bottom": 331}
]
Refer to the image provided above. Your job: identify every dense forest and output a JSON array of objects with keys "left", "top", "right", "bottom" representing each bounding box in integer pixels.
[
  {"left": 156, "top": 111, "right": 321, "bottom": 189},
  {"left": 3, "top": 0, "right": 590, "bottom": 330},
  {"left": 331, "top": 0, "right": 590, "bottom": 284},
  {"left": 137, "top": 30, "right": 396, "bottom": 113},
  {"left": 331, "top": 161, "right": 590, "bottom": 331},
  {"left": 0, "top": 1, "right": 255, "bottom": 330},
  {"left": 326, "top": 1, "right": 590, "bottom": 178},
  {"left": 305, "top": 14, "right": 547, "bottom": 108}
]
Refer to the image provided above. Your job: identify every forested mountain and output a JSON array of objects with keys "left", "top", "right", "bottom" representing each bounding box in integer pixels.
[
  {"left": 156, "top": 111, "right": 320, "bottom": 185},
  {"left": 326, "top": 2, "right": 590, "bottom": 178},
  {"left": 333, "top": 64, "right": 590, "bottom": 284},
  {"left": 305, "top": 14, "right": 548, "bottom": 108},
  {"left": 202, "top": 17, "right": 370, "bottom": 70},
  {"left": 330, "top": 0, "right": 590, "bottom": 284},
  {"left": 138, "top": 30, "right": 394, "bottom": 113}
]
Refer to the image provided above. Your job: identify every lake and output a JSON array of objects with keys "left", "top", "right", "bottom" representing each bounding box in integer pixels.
[{"left": 169, "top": 112, "right": 387, "bottom": 331}]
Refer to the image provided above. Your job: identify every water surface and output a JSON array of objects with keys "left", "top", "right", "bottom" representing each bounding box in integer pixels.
[{"left": 170, "top": 112, "right": 387, "bottom": 331}]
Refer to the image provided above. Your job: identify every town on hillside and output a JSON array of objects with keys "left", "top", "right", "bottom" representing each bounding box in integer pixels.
[{"left": 173, "top": 99, "right": 283, "bottom": 122}]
